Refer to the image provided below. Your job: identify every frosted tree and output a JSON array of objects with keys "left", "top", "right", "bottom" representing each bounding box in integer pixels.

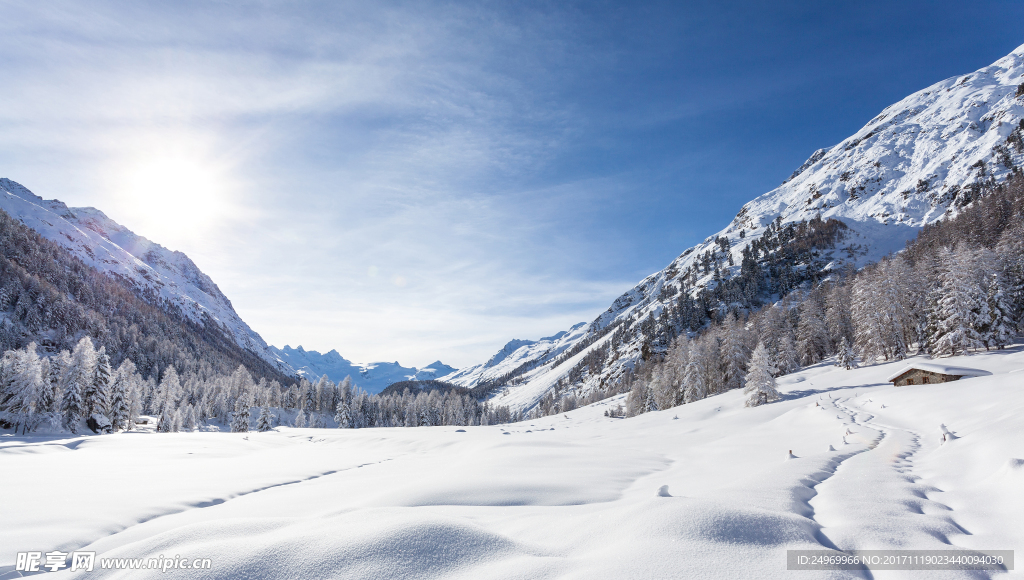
[
  {"left": 108, "top": 368, "right": 131, "bottom": 431},
  {"left": 155, "top": 366, "right": 182, "bottom": 417},
  {"left": 682, "top": 355, "right": 706, "bottom": 403},
  {"left": 776, "top": 334, "right": 799, "bottom": 376},
  {"left": 744, "top": 342, "right": 780, "bottom": 407},
  {"left": 85, "top": 347, "right": 112, "bottom": 418},
  {"left": 649, "top": 368, "right": 675, "bottom": 410},
  {"left": 294, "top": 408, "right": 306, "bottom": 428},
  {"left": 720, "top": 314, "right": 750, "bottom": 391},
  {"left": 60, "top": 362, "right": 85, "bottom": 434},
  {"left": 36, "top": 357, "right": 58, "bottom": 428},
  {"left": 302, "top": 380, "right": 317, "bottom": 412},
  {"left": 835, "top": 337, "right": 857, "bottom": 370},
  {"left": 315, "top": 375, "right": 333, "bottom": 412},
  {"left": 824, "top": 281, "right": 854, "bottom": 349},
  {"left": 335, "top": 398, "right": 352, "bottom": 428},
  {"left": 183, "top": 403, "right": 198, "bottom": 431},
  {"left": 230, "top": 396, "right": 251, "bottom": 432},
  {"left": 156, "top": 405, "right": 173, "bottom": 433},
  {"left": 625, "top": 382, "right": 649, "bottom": 417},
  {"left": 932, "top": 247, "right": 986, "bottom": 357},
  {"left": 257, "top": 406, "right": 274, "bottom": 432},
  {"left": 983, "top": 272, "right": 1014, "bottom": 349},
  {"left": 796, "top": 299, "right": 830, "bottom": 366},
  {"left": 68, "top": 337, "right": 97, "bottom": 417},
  {"left": 0, "top": 344, "right": 43, "bottom": 433}
]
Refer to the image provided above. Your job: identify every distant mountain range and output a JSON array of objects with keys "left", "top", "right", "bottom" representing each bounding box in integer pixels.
[{"left": 271, "top": 345, "right": 455, "bottom": 394}]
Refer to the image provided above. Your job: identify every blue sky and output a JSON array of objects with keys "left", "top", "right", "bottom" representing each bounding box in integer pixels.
[{"left": 2, "top": 0, "right": 1023, "bottom": 368}]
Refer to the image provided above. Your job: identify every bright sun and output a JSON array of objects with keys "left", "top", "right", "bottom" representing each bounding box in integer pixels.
[{"left": 114, "top": 155, "right": 234, "bottom": 246}]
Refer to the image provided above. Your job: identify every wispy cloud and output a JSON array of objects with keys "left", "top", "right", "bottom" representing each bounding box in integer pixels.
[{"left": 0, "top": 0, "right": 640, "bottom": 367}]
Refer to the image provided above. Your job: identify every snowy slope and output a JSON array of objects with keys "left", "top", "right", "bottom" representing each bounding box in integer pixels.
[
  {"left": 0, "top": 179, "right": 293, "bottom": 374},
  {"left": 441, "top": 323, "right": 590, "bottom": 389},
  {"left": 271, "top": 344, "right": 455, "bottom": 393},
  {"left": 3, "top": 345, "right": 1022, "bottom": 579},
  {"left": 445, "top": 43, "right": 1024, "bottom": 412}
]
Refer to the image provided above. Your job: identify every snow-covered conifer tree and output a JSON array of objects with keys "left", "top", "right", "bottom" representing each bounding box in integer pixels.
[
  {"left": 720, "top": 315, "right": 750, "bottom": 392},
  {"left": 60, "top": 361, "right": 85, "bottom": 434},
  {"left": 0, "top": 344, "right": 43, "bottom": 433},
  {"left": 932, "top": 247, "right": 986, "bottom": 357},
  {"left": 183, "top": 403, "right": 198, "bottom": 431},
  {"left": 796, "top": 300, "right": 830, "bottom": 366},
  {"left": 294, "top": 408, "right": 306, "bottom": 428},
  {"left": 86, "top": 347, "right": 112, "bottom": 418},
  {"left": 230, "top": 396, "right": 251, "bottom": 432},
  {"left": 835, "top": 337, "right": 857, "bottom": 370},
  {"left": 984, "top": 272, "right": 1014, "bottom": 349},
  {"left": 743, "top": 342, "right": 780, "bottom": 407},
  {"left": 335, "top": 398, "right": 352, "bottom": 428},
  {"left": 682, "top": 356, "right": 706, "bottom": 403},
  {"left": 108, "top": 368, "right": 131, "bottom": 431},
  {"left": 257, "top": 406, "right": 274, "bottom": 432}
]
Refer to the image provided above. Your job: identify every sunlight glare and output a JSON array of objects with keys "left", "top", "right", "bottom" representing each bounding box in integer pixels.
[{"left": 114, "top": 155, "right": 235, "bottom": 247}]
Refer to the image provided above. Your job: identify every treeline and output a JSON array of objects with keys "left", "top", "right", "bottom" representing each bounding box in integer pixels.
[
  {"left": 0, "top": 208, "right": 291, "bottom": 383},
  {"left": 616, "top": 169, "right": 1024, "bottom": 417},
  {"left": 0, "top": 336, "right": 516, "bottom": 434}
]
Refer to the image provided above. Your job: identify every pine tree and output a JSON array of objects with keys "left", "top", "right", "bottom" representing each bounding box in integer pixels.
[
  {"left": 183, "top": 403, "right": 198, "bottom": 431},
  {"left": 744, "top": 342, "right": 780, "bottom": 407},
  {"left": 257, "top": 406, "right": 274, "bottom": 432},
  {"left": 835, "top": 337, "right": 857, "bottom": 370},
  {"left": 230, "top": 397, "right": 251, "bottom": 432},
  {"left": 776, "top": 333, "right": 799, "bottom": 376},
  {"left": 335, "top": 398, "right": 352, "bottom": 428},
  {"left": 87, "top": 347, "right": 112, "bottom": 418},
  {"left": 70, "top": 337, "right": 98, "bottom": 418},
  {"left": 60, "top": 364, "right": 84, "bottom": 434},
  {"left": 796, "top": 300, "right": 830, "bottom": 366},
  {"left": 932, "top": 247, "right": 986, "bottom": 357},
  {"left": 682, "top": 357, "right": 706, "bottom": 403},
  {"left": 108, "top": 369, "right": 131, "bottom": 431},
  {"left": 0, "top": 345, "right": 44, "bottom": 433},
  {"left": 294, "top": 408, "right": 306, "bottom": 428},
  {"left": 720, "top": 316, "right": 749, "bottom": 391},
  {"left": 984, "top": 272, "right": 1014, "bottom": 349}
]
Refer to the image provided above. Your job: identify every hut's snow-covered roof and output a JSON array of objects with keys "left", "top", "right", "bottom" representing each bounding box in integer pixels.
[{"left": 886, "top": 363, "right": 992, "bottom": 382}]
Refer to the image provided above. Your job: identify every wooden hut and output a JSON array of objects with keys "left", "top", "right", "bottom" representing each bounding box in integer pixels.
[{"left": 886, "top": 363, "right": 990, "bottom": 387}]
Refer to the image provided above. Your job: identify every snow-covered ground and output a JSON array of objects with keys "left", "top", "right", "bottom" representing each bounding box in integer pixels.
[{"left": 3, "top": 346, "right": 1023, "bottom": 579}]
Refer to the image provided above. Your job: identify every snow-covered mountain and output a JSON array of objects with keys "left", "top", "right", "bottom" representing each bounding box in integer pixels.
[
  {"left": 0, "top": 178, "right": 294, "bottom": 375},
  {"left": 443, "top": 43, "right": 1024, "bottom": 411},
  {"left": 441, "top": 323, "right": 589, "bottom": 388},
  {"left": 272, "top": 345, "right": 456, "bottom": 394}
]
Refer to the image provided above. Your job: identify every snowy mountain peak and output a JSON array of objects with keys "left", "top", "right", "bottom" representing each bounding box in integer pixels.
[
  {"left": 0, "top": 179, "right": 293, "bottom": 375},
  {"left": 441, "top": 44, "right": 1024, "bottom": 412},
  {"left": 270, "top": 345, "right": 456, "bottom": 394}
]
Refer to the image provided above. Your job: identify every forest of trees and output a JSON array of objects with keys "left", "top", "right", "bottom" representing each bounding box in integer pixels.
[
  {"left": 0, "top": 335, "right": 516, "bottom": 434},
  {"left": 614, "top": 170, "right": 1024, "bottom": 417}
]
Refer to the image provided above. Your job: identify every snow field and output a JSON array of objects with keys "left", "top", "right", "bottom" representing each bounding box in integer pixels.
[{"left": 2, "top": 346, "right": 1023, "bottom": 579}]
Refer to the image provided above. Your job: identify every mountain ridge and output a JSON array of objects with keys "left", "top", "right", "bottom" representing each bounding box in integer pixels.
[{"left": 440, "top": 42, "right": 1024, "bottom": 411}]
